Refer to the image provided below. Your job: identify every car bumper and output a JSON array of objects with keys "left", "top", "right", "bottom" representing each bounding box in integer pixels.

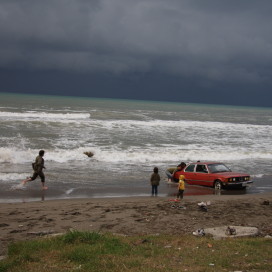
[{"left": 223, "top": 181, "right": 253, "bottom": 187}]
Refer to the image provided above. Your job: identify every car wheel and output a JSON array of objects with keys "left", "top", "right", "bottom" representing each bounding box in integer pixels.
[{"left": 214, "top": 180, "right": 222, "bottom": 190}]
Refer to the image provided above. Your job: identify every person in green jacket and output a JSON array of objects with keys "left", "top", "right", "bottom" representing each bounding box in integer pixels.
[{"left": 22, "top": 150, "right": 48, "bottom": 190}]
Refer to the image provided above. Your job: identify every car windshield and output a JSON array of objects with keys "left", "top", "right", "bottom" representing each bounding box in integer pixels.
[{"left": 208, "top": 163, "right": 231, "bottom": 173}]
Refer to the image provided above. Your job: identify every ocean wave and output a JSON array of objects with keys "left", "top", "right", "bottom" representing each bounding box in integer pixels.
[
  {"left": 65, "top": 188, "right": 75, "bottom": 195},
  {"left": 252, "top": 174, "right": 264, "bottom": 178},
  {"left": 88, "top": 148, "right": 272, "bottom": 163},
  {"left": 0, "top": 111, "right": 90, "bottom": 120},
  {"left": 1, "top": 110, "right": 272, "bottom": 131},
  {"left": 87, "top": 119, "right": 271, "bottom": 131},
  {"left": 0, "top": 172, "right": 29, "bottom": 182},
  {"left": 0, "top": 147, "right": 90, "bottom": 164},
  {"left": 1, "top": 146, "right": 271, "bottom": 164},
  {"left": 0, "top": 147, "right": 35, "bottom": 164}
]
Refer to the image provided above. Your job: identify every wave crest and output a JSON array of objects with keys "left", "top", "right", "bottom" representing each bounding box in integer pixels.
[{"left": 0, "top": 111, "right": 90, "bottom": 120}]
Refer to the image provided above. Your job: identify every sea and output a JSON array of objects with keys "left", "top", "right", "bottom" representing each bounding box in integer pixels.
[{"left": 0, "top": 92, "right": 271, "bottom": 203}]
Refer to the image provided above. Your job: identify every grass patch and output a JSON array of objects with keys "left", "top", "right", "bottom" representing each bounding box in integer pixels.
[{"left": 0, "top": 231, "right": 271, "bottom": 272}]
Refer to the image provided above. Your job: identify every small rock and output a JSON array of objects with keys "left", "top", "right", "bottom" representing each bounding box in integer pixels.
[
  {"left": 133, "top": 239, "right": 149, "bottom": 245},
  {"left": 71, "top": 212, "right": 81, "bottom": 215},
  {"left": 84, "top": 152, "right": 94, "bottom": 158},
  {"left": 226, "top": 226, "right": 237, "bottom": 236}
]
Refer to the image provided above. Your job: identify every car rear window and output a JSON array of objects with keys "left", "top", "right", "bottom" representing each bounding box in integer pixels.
[
  {"left": 196, "top": 165, "right": 208, "bottom": 173},
  {"left": 185, "top": 164, "right": 196, "bottom": 172}
]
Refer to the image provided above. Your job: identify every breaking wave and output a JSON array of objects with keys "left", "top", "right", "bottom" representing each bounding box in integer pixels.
[
  {"left": 0, "top": 172, "right": 29, "bottom": 182},
  {"left": 0, "top": 111, "right": 90, "bottom": 121},
  {"left": 0, "top": 146, "right": 271, "bottom": 165}
]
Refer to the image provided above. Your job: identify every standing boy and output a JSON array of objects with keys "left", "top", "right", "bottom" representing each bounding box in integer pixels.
[{"left": 150, "top": 167, "right": 160, "bottom": 196}]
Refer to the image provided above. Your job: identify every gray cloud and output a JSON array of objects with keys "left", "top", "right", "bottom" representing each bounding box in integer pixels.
[{"left": 0, "top": 0, "right": 272, "bottom": 92}]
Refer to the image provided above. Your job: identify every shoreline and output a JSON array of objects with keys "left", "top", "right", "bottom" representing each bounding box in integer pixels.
[
  {"left": 1, "top": 192, "right": 272, "bottom": 256},
  {"left": 2, "top": 178, "right": 271, "bottom": 204},
  {"left": 1, "top": 189, "right": 272, "bottom": 204}
]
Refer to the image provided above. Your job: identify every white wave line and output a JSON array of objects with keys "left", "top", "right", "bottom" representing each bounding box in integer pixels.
[{"left": 0, "top": 111, "right": 90, "bottom": 120}]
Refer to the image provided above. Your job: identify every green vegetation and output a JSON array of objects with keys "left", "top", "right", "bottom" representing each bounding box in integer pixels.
[{"left": 0, "top": 231, "right": 271, "bottom": 272}]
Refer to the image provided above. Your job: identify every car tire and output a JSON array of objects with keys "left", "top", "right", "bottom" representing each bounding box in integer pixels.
[{"left": 214, "top": 180, "right": 222, "bottom": 190}]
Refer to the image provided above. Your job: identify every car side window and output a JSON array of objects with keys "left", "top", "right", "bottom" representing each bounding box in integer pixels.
[
  {"left": 196, "top": 165, "right": 208, "bottom": 173},
  {"left": 185, "top": 164, "right": 196, "bottom": 172}
]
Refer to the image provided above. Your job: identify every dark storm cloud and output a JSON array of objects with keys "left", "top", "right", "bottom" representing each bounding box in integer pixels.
[{"left": 0, "top": 0, "right": 272, "bottom": 106}]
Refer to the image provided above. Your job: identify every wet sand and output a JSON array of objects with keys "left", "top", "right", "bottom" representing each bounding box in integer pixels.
[{"left": 1, "top": 192, "right": 272, "bottom": 256}]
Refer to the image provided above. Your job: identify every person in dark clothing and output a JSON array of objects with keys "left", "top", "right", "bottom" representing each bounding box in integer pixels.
[
  {"left": 168, "top": 162, "right": 186, "bottom": 182},
  {"left": 22, "top": 150, "right": 48, "bottom": 190},
  {"left": 150, "top": 167, "right": 160, "bottom": 196}
]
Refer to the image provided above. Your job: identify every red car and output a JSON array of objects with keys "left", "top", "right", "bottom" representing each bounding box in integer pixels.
[{"left": 174, "top": 162, "right": 252, "bottom": 190}]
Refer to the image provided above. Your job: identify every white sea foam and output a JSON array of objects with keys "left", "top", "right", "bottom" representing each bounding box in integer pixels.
[
  {"left": 252, "top": 174, "right": 264, "bottom": 178},
  {"left": 66, "top": 188, "right": 75, "bottom": 195},
  {"left": 257, "top": 186, "right": 272, "bottom": 189},
  {"left": 10, "top": 183, "right": 27, "bottom": 190},
  {"left": 0, "top": 111, "right": 90, "bottom": 121},
  {"left": 92, "top": 148, "right": 272, "bottom": 163},
  {"left": 0, "top": 147, "right": 36, "bottom": 164},
  {"left": 1, "top": 110, "right": 271, "bottom": 132},
  {"left": 0, "top": 144, "right": 272, "bottom": 165},
  {"left": 43, "top": 146, "right": 272, "bottom": 164},
  {"left": 78, "top": 120, "right": 271, "bottom": 137},
  {"left": 0, "top": 172, "right": 29, "bottom": 181}
]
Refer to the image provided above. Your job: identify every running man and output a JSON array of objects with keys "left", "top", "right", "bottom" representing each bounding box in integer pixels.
[{"left": 22, "top": 150, "right": 48, "bottom": 190}]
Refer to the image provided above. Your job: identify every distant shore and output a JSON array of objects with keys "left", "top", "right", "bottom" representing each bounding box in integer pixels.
[{"left": 1, "top": 192, "right": 272, "bottom": 256}]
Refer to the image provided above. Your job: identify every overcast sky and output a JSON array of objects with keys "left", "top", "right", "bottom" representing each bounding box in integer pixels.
[{"left": 0, "top": 0, "right": 272, "bottom": 107}]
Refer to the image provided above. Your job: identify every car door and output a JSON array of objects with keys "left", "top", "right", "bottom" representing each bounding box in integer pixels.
[
  {"left": 183, "top": 164, "right": 196, "bottom": 184},
  {"left": 194, "top": 164, "right": 213, "bottom": 186}
]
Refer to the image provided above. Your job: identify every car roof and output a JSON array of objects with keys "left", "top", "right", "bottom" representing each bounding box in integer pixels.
[{"left": 188, "top": 162, "right": 223, "bottom": 165}]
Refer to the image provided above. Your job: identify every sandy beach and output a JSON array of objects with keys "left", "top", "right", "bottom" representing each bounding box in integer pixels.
[{"left": 0, "top": 192, "right": 272, "bottom": 257}]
